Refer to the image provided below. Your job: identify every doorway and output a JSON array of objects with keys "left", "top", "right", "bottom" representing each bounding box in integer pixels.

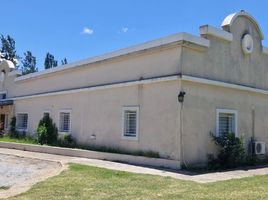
[{"left": 0, "top": 114, "right": 5, "bottom": 132}]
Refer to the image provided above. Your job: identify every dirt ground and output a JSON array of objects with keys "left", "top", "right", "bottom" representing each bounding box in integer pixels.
[{"left": 0, "top": 154, "right": 63, "bottom": 199}]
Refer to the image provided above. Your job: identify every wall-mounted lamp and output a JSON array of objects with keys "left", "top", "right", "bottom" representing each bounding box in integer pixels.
[{"left": 178, "top": 91, "right": 186, "bottom": 103}]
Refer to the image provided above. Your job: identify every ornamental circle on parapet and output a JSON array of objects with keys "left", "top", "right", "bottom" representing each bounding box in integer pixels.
[{"left": 242, "top": 34, "right": 254, "bottom": 54}]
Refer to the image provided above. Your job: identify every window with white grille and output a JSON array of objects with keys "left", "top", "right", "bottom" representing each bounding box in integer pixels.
[
  {"left": 216, "top": 109, "right": 237, "bottom": 136},
  {"left": 59, "top": 111, "right": 71, "bottom": 133},
  {"left": 16, "top": 113, "right": 28, "bottom": 130},
  {"left": 122, "top": 106, "right": 139, "bottom": 139}
]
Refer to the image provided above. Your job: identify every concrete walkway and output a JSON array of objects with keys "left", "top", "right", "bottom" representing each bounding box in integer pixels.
[{"left": 1, "top": 148, "right": 268, "bottom": 184}]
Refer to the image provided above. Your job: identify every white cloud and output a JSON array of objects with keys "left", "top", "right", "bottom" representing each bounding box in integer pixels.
[
  {"left": 82, "top": 27, "right": 94, "bottom": 35},
  {"left": 121, "top": 27, "right": 129, "bottom": 33}
]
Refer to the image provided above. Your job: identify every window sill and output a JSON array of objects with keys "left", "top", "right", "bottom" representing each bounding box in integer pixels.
[
  {"left": 59, "top": 131, "right": 70, "bottom": 135},
  {"left": 16, "top": 129, "right": 28, "bottom": 132},
  {"left": 122, "top": 135, "right": 138, "bottom": 141}
]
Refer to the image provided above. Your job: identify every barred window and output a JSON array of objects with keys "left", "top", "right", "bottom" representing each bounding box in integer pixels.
[
  {"left": 59, "top": 112, "right": 70, "bottom": 132},
  {"left": 123, "top": 107, "right": 139, "bottom": 139},
  {"left": 216, "top": 109, "right": 237, "bottom": 136},
  {"left": 16, "top": 113, "right": 28, "bottom": 130}
]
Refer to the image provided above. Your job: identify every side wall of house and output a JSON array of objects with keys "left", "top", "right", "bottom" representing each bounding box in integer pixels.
[
  {"left": 14, "top": 80, "right": 181, "bottom": 160},
  {"left": 178, "top": 14, "right": 268, "bottom": 165},
  {"left": 182, "top": 81, "right": 268, "bottom": 165}
]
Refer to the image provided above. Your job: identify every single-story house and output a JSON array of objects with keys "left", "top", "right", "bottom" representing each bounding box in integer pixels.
[{"left": 0, "top": 11, "right": 268, "bottom": 166}]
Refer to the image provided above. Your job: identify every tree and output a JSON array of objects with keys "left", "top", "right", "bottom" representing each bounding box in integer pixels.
[
  {"left": 37, "top": 115, "right": 58, "bottom": 145},
  {"left": 21, "top": 51, "right": 38, "bottom": 75},
  {"left": 61, "top": 57, "right": 68, "bottom": 65},
  {"left": 44, "top": 52, "right": 57, "bottom": 69},
  {"left": 0, "top": 34, "right": 19, "bottom": 66}
]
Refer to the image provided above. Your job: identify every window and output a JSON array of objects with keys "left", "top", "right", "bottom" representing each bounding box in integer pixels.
[
  {"left": 0, "top": 92, "right": 7, "bottom": 100},
  {"left": 59, "top": 111, "right": 71, "bottom": 133},
  {"left": 16, "top": 113, "right": 28, "bottom": 130},
  {"left": 1, "top": 93, "right": 6, "bottom": 99},
  {"left": 122, "top": 106, "right": 139, "bottom": 139},
  {"left": 216, "top": 109, "right": 237, "bottom": 136}
]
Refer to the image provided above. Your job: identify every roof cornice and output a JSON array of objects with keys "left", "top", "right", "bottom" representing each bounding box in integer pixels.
[{"left": 15, "top": 33, "right": 209, "bottom": 83}]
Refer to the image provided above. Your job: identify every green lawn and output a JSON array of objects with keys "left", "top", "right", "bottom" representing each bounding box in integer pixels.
[
  {"left": 8, "top": 164, "right": 268, "bottom": 200},
  {"left": 0, "top": 136, "right": 38, "bottom": 145}
]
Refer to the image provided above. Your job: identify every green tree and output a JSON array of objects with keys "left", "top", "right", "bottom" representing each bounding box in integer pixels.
[
  {"left": 21, "top": 51, "right": 38, "bottom": 75},
  {"left": 44, "top": 52, "right": 58, "bottom": 69},
  {"left": 0, "top": 34, "right": 19, "bottom": 66},
  {"left": 37, "top": 115, "right": 58, "bottom": 145},
  {"left": 61, "top": 57, "right": 68, "bottom": 65}
]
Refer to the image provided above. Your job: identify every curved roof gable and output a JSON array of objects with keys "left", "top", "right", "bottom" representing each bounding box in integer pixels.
[
  {"left": 221, "top": 11, "right": 264, "bottom": 40},
  {"left": 0, "top": 60, "right": 15, "bottom": 72}
]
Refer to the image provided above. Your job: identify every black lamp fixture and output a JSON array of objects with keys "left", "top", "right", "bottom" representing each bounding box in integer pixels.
[{"left": 178, "top": 91, "right": 186, "bottom": 103}]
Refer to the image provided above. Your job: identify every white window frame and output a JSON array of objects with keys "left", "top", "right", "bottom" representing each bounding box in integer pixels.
[
  {"left": 16, "top": 112, "right": 29, "bottom": 132},
  {"left": 58, "top": 110, "right": 71, "bottom": 134},
  {"left": 121, "top": 106, "right": 139, "bottom": 141},
  {"left": 216, "top": 109, "right": 238, "bottom": 137}
]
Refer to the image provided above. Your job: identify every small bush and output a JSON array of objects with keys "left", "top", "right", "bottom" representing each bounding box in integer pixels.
[
  {"left": 133, "top": 150, "right": 160, "bottom": 158},
  {"left": 9, "top": 117, "right": 18, "bottom": 138},
  {"left": 208, "top": 132, "right": 246, "bottom": 169},
  {"left": 57, "top": 134, "right": 76, "bottom": 148},
  {"left": 37, "top": 115, "right": 58, "bottom": 145}
]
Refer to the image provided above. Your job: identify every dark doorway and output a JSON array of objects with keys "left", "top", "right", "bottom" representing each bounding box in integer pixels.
[{"left": 0, "top": 114, "right": 5, "bottom": 132}]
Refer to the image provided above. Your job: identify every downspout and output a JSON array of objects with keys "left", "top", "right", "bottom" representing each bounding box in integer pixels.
[
  {"left": 252, "top": 105, "right": 255, "bottom": 140},
  {"left": 179, "top": 97, "right": 187, "bottom": 168},
  {"left": 251, "top": 105, "right": 255, "bottom": 155},
  {"left": 178, "top": 46, "right": 188, "bottom": 168}
]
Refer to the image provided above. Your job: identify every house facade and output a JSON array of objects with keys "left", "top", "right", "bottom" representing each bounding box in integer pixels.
[{"left": 0, "top": 11, "right": 268, "bottom": 166}]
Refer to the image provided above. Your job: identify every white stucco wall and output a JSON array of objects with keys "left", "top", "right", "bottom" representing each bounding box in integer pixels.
[
  {"left": 14, "top": 80, "right": 181, "bottom": 160},
  {"left": 10, "top": 46, "right": 182, "bottom": 97},
  {"left": 181, "top": 80, "right": 268, "bottom": 165}
]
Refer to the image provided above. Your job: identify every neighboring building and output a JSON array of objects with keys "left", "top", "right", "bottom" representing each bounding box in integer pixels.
[{"left": 0, "top": 11, "right": 268, "bottom": 166}]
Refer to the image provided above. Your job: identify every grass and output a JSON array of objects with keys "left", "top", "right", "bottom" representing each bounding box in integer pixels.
[
  {"left": 0, "top": 135, "right": 38, "bottom": 145},
  {"left": 0, "top": 186, "right": 10, "bottom": 190},
  {"left": 0, "top": 135, "right": 160, "bottom": 158},
  {"left": 8, "top": 163, "right": 268, "bottom": 200},
  {"left": 76, "top": 145, "right": 160, "bottom": 158}
]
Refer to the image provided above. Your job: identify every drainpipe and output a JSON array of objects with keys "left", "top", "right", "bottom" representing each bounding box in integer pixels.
[
  {"left": 178, "top": 90, "right": 186, "bottom": 168},
  {"left": 252, "top": 105, "right": 255, "bottom": 140},
  {"left": 251, "top": 105, "right": 255, "bottom": 155}
]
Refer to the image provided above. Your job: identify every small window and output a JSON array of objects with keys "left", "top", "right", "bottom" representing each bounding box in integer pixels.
[
  {"left": 59, "top": 111, "right": 71, "bottom": 133},
  {"left": 2, "top": 93, "right": 6, "bottom": 99},
  {"left": 216, "top": 109, "right": 237, "bottom": 136},
  {"left": 0, "top": 92, "right": 7, "bottom": 100},
  {"left": 16, "top": 113, "right": 28, "bottom": 130},
  {"left": 122, "top": 106, "right": 139, "bottom": 139}
]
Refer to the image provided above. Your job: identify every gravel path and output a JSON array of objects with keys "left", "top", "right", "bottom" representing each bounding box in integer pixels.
[
  {"left": 0, "top": 154, "right": 61, "bottom": 188},
  {"left": 0, "top": 154, "right": 63, "bottom": 199}
]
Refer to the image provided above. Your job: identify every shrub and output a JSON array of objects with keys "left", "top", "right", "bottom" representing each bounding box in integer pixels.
[
  {"left": 57, "top": 134, "right": 76, "bottom": 148},
  {"left": 208, "top": 132, "right": 246, "bottom": 169},
  {"left": 9, "top": 116, "right": 18, "bottom": 138},
  {"left": 37, "top": 115, "right": 58, "bottom": 145}
]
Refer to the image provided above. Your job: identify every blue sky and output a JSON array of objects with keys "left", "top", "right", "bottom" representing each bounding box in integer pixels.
[{"left": 1, "top": 0, "right": 268, "bottom": 70}]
